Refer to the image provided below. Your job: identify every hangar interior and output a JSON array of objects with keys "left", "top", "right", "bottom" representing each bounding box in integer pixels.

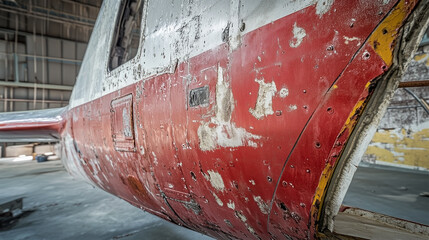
[{"left": 0, "top": 0, "right": 428, "bottom": 239}]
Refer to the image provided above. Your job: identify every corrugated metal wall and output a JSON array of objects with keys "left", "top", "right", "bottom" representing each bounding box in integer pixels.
[{"left": 0, "top": 0, "right": 102, "bottom": 112}]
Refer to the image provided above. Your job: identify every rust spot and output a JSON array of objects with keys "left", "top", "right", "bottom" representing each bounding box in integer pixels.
[{"left": 127, "top": 175, "right": 150, "bottom": 201}]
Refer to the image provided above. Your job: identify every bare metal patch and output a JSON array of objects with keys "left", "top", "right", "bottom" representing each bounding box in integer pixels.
[
  {"left": 289, "top": 23, "right": 306, "bottom": 48},
  {"left": 249, "top": 78, "right": 277, "bottom": 119},
  {"left": 197, "top": 66, "right": 261, "bottom": 151}
]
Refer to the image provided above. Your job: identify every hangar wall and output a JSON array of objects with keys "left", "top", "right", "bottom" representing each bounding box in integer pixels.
[
  {"left": 363, "top": 31, "right": 429, "bottom": 171},
  {"left": 0, "top": 0, "right": 101, "bottom": 112}
]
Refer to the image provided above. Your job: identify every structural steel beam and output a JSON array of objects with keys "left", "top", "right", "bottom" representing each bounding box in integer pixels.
[
  {"left": 0, "top": 81, "right": 73, "bottom": 91},
  {"left": 398, "top": 80, "right": 429, "bottom": 88}
]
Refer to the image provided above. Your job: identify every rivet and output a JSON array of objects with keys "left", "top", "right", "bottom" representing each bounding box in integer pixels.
[{"left": 315, "top": 142, "right": 321, "bottom": 148}]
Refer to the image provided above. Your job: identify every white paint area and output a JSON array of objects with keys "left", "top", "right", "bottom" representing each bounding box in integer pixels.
[
  {"left": 151, "top": 152, "right": 158, "bottom": 166},
  {"left": 227, "top": 200, "right": 235, "bottom": 210},
  {"left": 249, "top": 179, "right": 256, "bottom": 185},
  {"left": 279, "top": 87, "right": 289, "bottom": 98},
  {"left": 212, "top": 192, "right": 224, "bottom": 206},
  {"left": 71, "top": 0, "right": 333, "bottom": 109},
  {"left": 288, "top": 104, "right": 298, "bottom": 111},
  {"left": 253, "top": 196, "right": 269, "bottom": 214},
  {"left": 289, "top": 22, "right": 306, "bottom": 48},
  {"left": 315, "top": 0, "right": 334, "bottom": 17},
  {"left": 198, "top": 66, "right": 261, "bottom": 151},
  {"left": 343, "top": 36, "right": 361, "bottom": 46},
  {"left": 249, "top": 78, "right": 277, "bottom": 119},
  {"left": 207, "top": 170, "right": 225, "bottom": 192}
]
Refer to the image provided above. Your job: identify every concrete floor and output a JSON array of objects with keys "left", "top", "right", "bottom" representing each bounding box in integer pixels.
[
  {"left": 0, "top": 160, "right": 428, "bottom": 239},
  {"left": 0, "top": 160, "right": 213, "bottom": 240},
  {"left": 343, "top": 164, "right": 429, "bottom": 225}
]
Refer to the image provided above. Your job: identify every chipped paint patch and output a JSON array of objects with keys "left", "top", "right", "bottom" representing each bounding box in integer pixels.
[
  {"left": 247, "top": 140, "right": 258, "bottom": 148},
  {"left": 235, "top": 211, "right": 247, "bottom": 222},
  {"left": 151, "top": 152, "right": 158, "bottom": 165},
  {"left": 249, "top": 179, "right": 256, "bottom": 185},
  {"left": 198, "top": 66, "right": 261, "bottom": 151},
  {"left": 279, "top": 87, "right": 289, "bottom": 98},
  {"left": 247, "top": 225, "right": 256, "bottom": 236},
  {"left": 249, "top": 78, "right": 277, "bottom": 119},
  {"left": 253, "top": 196, "right": 269, "bottom": 214},
  {"left": 289, "top": 23, "right": 306, "bottom": 48},
  {"left": 212, "top": 192, "right": 224, "bottom": 206},
  {"left": 315, "top": 0, "right": 334, "bottom": 17},
  {"left": 227, "top": 200, "right": 235, "bottom": 210},
  {"left": 343, "top": 36, "right": 360, "bottom": 46},
  {"left": 207, "top": 170, "right": 226, "bottom": 191},
  {"left": 288, "top": 105, "right": 298, "bottom": 111}
]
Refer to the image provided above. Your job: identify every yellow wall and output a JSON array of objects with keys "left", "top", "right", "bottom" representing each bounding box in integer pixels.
[
  {"left": 413, "top": 53, "right": 429, "bottom": 66},
  {"left": 365, "top": 124, "right": 429, "bottom": 170}
]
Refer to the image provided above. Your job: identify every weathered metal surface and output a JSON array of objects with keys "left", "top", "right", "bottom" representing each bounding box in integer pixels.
[{"left": 0, "top": 0, "right": 428, "bottom": 239}]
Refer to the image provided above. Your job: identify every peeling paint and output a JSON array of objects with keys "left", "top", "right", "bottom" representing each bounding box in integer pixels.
[
  {"left": 288, "top": 105, "right": 298, "bottom": 112},
  {"left": 253, "top": 196, "right": 269, "bottom": 214},
  {"left": 227, "top": 200, "right": 235, "bottom": 210},
  {"left": 249, "top": 179, "right": 256, "bottom": 185},
  {"left": 235, "top": 211, "right": 247, "bottom": 222},
  {"left": 198, "top": 66, "right": 261, "bottom": 151},
  {"left": 151, "top": 152, "right": 158, "bottom": 165},
  {"left": 207, "top": 170, "right": 226, "bottom": 191},
  {"left": 249, "top": 78, "right": 277, "bottom": 119},
  {"left": 279, "top": 87, "right": 289, "bottom": 98},
  {"left": 364, "top": 124, "right": 429, "bottom": 170},
  {"left": 212, "top": 192, "right": 224, "bottom": 206},
  {"left": 289, "top": 23, "right": 306, "bottom": 48},
  {"left": 315, "top": 0, "right": 334, "bottom": 17},
  {"left": 343, "top": 36, "right": 360, "bottom": 46}
]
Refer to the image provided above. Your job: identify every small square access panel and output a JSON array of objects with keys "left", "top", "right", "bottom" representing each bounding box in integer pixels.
[
  {"left": 110, "top": 94, "right": 135, "bottom": 152},
  {"left": 189, "top": 85, "right": 209, "bottom": 107}
]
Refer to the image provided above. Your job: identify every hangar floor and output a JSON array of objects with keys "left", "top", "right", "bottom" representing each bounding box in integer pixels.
[
  {"left": 0, "top": 159, "right": 428, "bottom": 240},
  {"left": 0, "top": 160, "right": 213, "bottom": 240}
]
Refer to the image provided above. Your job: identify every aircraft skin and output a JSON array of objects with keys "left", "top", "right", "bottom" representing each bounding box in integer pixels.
[{"left": 1, "top": 0, "right": 428, "bottom": 239}]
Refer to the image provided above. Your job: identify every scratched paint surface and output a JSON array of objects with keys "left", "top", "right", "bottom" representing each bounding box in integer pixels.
[{"left": 57, "top": 0, "right": 423, "bottom": 239}]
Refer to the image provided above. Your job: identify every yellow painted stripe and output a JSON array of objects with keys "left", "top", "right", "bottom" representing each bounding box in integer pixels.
[{"left": 368, "top": 0, "right": 418, "bottom": 66}]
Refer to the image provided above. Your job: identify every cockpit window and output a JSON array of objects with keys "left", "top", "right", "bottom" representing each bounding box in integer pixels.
[{"left": 109, "top": 0, "right": 144, "bottom": 70}]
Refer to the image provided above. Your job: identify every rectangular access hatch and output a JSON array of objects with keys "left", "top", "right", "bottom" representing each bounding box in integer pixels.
[{"left": 110, "top": 94, "right": 135, "bottom": 152}]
